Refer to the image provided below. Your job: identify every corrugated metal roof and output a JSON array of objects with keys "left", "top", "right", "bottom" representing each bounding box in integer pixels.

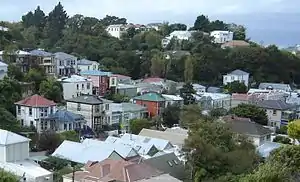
[
  {"left": 80, "top": 70, "right": 112, "bottom": 76},
  {"left": 59, "top": 75, "right": 91, "bottom": 83},
  {"left": 77, "top": 59, "right": 98, "bottom": 65},
  {"left": 0, "top": 129, "right": 30, "bottom": 145},
  {"left": 133, "top": 92, "right": 165, "bottom": 102},
  {"left": 29, "top": 49, "right": 53, "bottom": 57},
  {"left": 139, "top": 129, "right": 187, "bottom": 146},
  {"left": 229, "top": 69, "right": 249, "bottom": 75},
  {"left": 15, "top": 94, "right": 56, "bottom": 107},
  {"left": 54, "top": 52, "right": 77, "bottom": 60},
  {"left": 47, "top": 110, "right": 84, "bottom": 123},
  {"left": 52, "top": 140, "right": 138, "bottom": 164}
]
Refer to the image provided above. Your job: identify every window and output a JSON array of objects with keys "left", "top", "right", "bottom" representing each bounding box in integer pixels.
[
  {"left": 95, "top": 105, "right": 100, "bottom": 112},
  {"left": 87, "top": 83, "right": 91, "bottom": 89},
  {"left": 82, "top": 84, "right": 84, "bottom": 89},
  {"left": 50, "top": 107, "right": 53, "bottom": 114},
  {"left": 88, "top": 66, "right": 90, "bottom": 70},
  {"left": 29, "top": 107, "right": 32, "bottom": 116},
  {"left": 93, "top": 65, "right": 96, "bottom": 70},
  {"left": 41, "top": 121, "right": 44, "bottom": 130},
  {"left": 105, "top": 104, "right": 109, "bottom": 110},
  {"left": 59, "top": 60, "right": 63, "bottom": 66},
  {"left": 167, "top": 161, "right": 173, "bottom": 167},
  {"left": 69, "top": 123, "right": 72, "bottom": 130},
  {"left": 111, "top": 78, "right": 115, "bottom": 85},
  {"left": 30, "top": 121, "right": 33, "bottom": 126},
  {"left": 64, "top": 124, "right": 67, "bottom": 130},
  {"left": 173, "top": 160, "right": 178, "bottom": 165},
  {"left": 44, "top": 108, "right": 48, "bottom": 117},
  {"left": 44, "top": 121, "right": 48, "bottom": 130},
  {"left": 77, "top": 84, "right": 79, "bottom": 90},
  {"left": 21, "top": 119, "right": 24, "bottom": 126},
  {"left": 17, "top": 106, "right": 21, "bottom": 114},
  {"left": 77, "top": 103, "right": 81, "bottom": 111},
  {"left": 272, "top": 110, "right": 277, "bottom": 115}
]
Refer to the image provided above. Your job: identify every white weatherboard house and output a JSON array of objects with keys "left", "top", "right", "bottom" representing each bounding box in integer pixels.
[
  {"left": 210, "top": 30, "right": 234, "bottom": 44},
  {"left": 223, "top": 69, "right": 249, "bottom": 87},
  {"left": 15, "top": 94, "right": 57, "bottom": 133},
  {"left": 54, "top": 52, "right": 78, "bottom": 76},
  {"left": 0, "top": 129, "right": 53, "bottom": 181},
  {"left": 106, "top": 24, "right": 127, "bottom": 39},
  {"left": 77, "top": 59, "right": 100, "bottom": 72},
  {"left": 58, "top": 75, "right": 92, "bottom": 100}
]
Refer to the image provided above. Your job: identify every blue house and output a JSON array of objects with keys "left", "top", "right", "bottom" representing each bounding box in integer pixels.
[{"left": 46, "top": 110, "right": 86, "bottom": 132}]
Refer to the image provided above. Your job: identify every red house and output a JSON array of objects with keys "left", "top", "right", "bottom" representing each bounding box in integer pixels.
[{"left": 133, "top": 92, "right": 166, "bottom": 117}]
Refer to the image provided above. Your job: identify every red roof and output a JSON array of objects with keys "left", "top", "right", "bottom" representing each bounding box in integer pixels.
[
  {"left": 15, "top": 94, "right": 56, "bottom": 107},
  {"left": 142, "top": 77, "right": 164, "bottom": 83},
  {"left": 112, "top": 74, "right": 131, "bottom": 79}
]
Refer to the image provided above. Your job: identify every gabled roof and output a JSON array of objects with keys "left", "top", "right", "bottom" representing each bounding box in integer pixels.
[
  {"left": 77, "top": 59, "right": 98, "bottom": 65},
  {"left": 54, "top": 52, "right": 77, "bottom": 60},
  {"left": 0, "top": 61, "right": 8, "bottom": 67},
  {"left": 258, "top": 82, "right": 292, "bottom": 91},
  {"left": 15, "top": 94, "right": 56, "bottom": 107},
  {"left": 133, "top": 92, "right": 166, "bottom": 102},
  {"left": 59, "top": 75, "right": 91, "bottom": 83},
  {"left": 52, "top": 140, "right": 135, "bottom": 164},
  {"left": 136, "top": 174, "right": 183, "bottom": 182},
  {"left": 142, "top": 77, "right": 164, "bottom": 83},
  {"left": 256, "top": 100, "right": 295, "bottom": 110},
  {"left": 80, "top": 70, "right": 112, "bottom": 76},
  {"left": 144, "top": 152, "right": 185, "bottom": 180},
  {"left": 0, "top": 129, "right": 30, "bottom": 145},
  {"left": 222, "top": 116, "right": 272, "bottom": 136},
  {"left": 162, "top": 94, "right": 183, "bottom": 101},
  {"left": 29, "top": 49, "right": 53, "bottom": 57},
  {"left": 228, "top": 69, "right": 249, "bottom": 76},
  {"left": 66, "top": 95, "right": 104, "bottom": 105},
  {"left": 139, "top": 129, "right": 187, "bottom": 146},
  {"left": 47, "top": 110, "right": 84, "bottom": 123}
]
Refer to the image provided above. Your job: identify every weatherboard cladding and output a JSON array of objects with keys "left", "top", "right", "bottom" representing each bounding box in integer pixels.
[{"left": 133, "top": 92, "right": 166, "bottom": 102}]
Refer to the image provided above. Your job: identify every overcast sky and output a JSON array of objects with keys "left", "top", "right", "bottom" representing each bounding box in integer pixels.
[{"left": 1, "top": 0, "right": 300, "bottom": 46}]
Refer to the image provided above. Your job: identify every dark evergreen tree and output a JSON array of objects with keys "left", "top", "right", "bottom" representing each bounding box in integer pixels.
[
  {"left": 21, "top": 11, "right": 34, "bottom": 28},
  {"left": 33, "top": 6, "right": 46, "bottom": 31}
]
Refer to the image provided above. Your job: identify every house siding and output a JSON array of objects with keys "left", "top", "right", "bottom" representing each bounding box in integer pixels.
[
  {"left": 61, "top": 81, "right": 93, "bottom": 100},
  {"left": 135, "top": 100, "right": 164, "bottom": 117}
]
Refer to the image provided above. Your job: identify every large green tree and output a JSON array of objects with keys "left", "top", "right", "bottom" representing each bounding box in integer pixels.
[
  {"left": 39, "top": 78, "right": 63, "bottom": 103},
  {"left": 180, "top": 83, "right": 196, "bottom": 105},
  {"left": 0, "top": 107, "right": 22, "bottom": 132},
  {"left": 129, "top": 118, "right": 153, "bottom": 134},
  {"left": 224, "top": 81, "right": 247, "bottom": 94},
  {"left": 44, "top": 2, "right": 68, "bottom": 48},
  {"left": 162, "top": 104, "right": 180, "bottom": 127},
  {"left": 0, "top": 77, "right": 22, "bottom": 114},
  {"left": 230, "top": 104, "right": 268, "bottom": 125}
]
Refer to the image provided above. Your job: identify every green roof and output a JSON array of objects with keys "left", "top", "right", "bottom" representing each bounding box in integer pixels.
[{"left": 133, "top": 93, "right": 165, "bottom": 102}]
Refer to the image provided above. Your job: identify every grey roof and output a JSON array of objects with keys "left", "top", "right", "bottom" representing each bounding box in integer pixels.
[
  {"left": 54, "top": 52, "right": 77, "bottom": 60},
  {"left": 47, "top": 110, "right": 85, "bottom": 123},
  {"left": 256, "top": 100, "right": 295, "bottom": 110},
  {"left": 257, "top": 141, "right": 282, "bottom": 158},
  {"left": 207, "top": 86, "right": 221, "bottom": 93},
  {"left": 222, "top": 116, "right": 273, "bottom": 136},
  {"left": 66, "top": 95, "right": 105, "bottom": 105},
  {"left": 0, "top": 129, "right": 30, "bottom": 145},
  {"left": 258, "top": 82, "right": 292, "bottom": 91},
  {"left": 144, "top": 153, "right": 185, "bottom": 180},
  {"left": 121, "top": 103, "right": 147, "bottom": 112},
  {"left": 139, "top": 129, "right": 187, "bottom": 146},
  {"left": 229, "top": 69, "right": 249, "bottom": 75},
  {"left": 77, "top": 59, "right": 97, "bottom": 65},
  {"left": 136, "top": 174, "right": 182, "bottom": 182},
  {"left": 29, "top": 49, "right": 53, "bottom": 57}
]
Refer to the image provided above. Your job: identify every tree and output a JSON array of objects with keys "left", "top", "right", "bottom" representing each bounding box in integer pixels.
[
  {"left": 21, "top": 11, "right": 34, "bottom": 28},
  {"left": 37, "top": 131, "right": 62, "bottom": 154},
  {"left": 184, "top": 55, "right": 194, "bottom": 83},
  {"left": 162, "top": 104, "right": 180, "bottom": 127},
  {"left": 273, "top": 136, "right": 291, "bottom": 144},
  {"left": 150, "top": 53, "right": 165, "bottom": 77},
  {"left": 100, "top": 15, "right": 127, "bottom": 26},
  {"left": 224, "top": 81, "right": 247, "bottom": 93},
  {"left": 33, "top": 6, "right": 46, "bottom": 31},
  {"left": 179, "top": 83, "right": 196, "bottom": 105},
  {"left": 26, "top": 68, "right": 47, "bottom": 93},
  {"left": 180, "top": 104, "right": 203, "bottom": 128},
  {"left": 0, "top": 107, "right": 22, "bottom": 132},
  {"left": 169, "top": 23, "right": 187, "bottom": 32},
  {"left": 230, "top": 104, "right": 268, "bottom": 125},
  {"left": 184, "top": 117, "right": 259, "bottom": 181},
  {"left": 192, "top": 15, "right": 211, "bottom": 32},
  {"left": 39, "top": 78, "right": 63, "bottom": 103},
  {"left": 59, "top": 130, "right": 80, "bottom": 142},
  {"left": 44, "top": 2, "right": 68, "bottom": 48},
  {"left": 0, "top": 170, "right": 18, "bottom": 182},
  {"left": 287, "top": 120, "right": 300, "bottom": 144},
  {"left": 129, "top": 118, "right": 153, "bottom": 134},
  {"left": 227, "top": 23, "right": 246, "bottom": 40},
  {"left": 0, "top": 77, "right": 22, "bottom": 114}
]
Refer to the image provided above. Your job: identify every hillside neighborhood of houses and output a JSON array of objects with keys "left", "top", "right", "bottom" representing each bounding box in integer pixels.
[{"left": 0, "top": 23, "right": 299, "bottom": 182}]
